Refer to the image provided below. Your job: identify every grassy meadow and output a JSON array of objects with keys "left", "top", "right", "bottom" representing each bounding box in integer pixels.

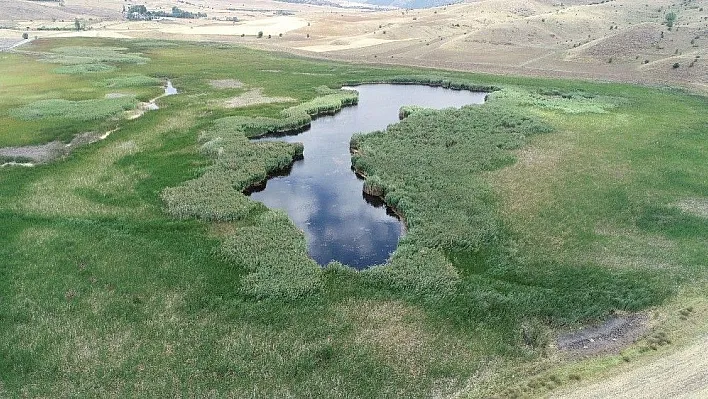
[{"left": 0, "top": 38, "right": 706, "bottom": 397}]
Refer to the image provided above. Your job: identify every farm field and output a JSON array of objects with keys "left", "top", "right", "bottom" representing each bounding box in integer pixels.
[{"left": 0, "top": 37, "right": 706, "bottom": 397}]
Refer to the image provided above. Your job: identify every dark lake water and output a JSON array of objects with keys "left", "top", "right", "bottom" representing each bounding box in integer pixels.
[{"left": 249, "top": 84, "right": 486, "bottom": 269}]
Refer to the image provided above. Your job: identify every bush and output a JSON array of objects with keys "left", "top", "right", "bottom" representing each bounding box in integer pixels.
[
  {"left": 673, "top": 62, "right": 680, "bottom": 68},
  {"left": 257, "top": 31, "right": 263, "bottom": 38},
  {"left": 22, "top": 32, "right": 28, "bottom": 39}
]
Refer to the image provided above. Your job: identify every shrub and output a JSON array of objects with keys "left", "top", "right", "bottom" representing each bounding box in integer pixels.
[
  {"left": 673, "top": 62, "right": 680, "bottom": 68},
  {"left": 351, "top": 101, "right": 552, "bottom": 254},
  {"left": 665, "top": 11, "right": 676, "bottom": 28},
  {"left": 22, "top": 32, "right": 28, "bottom": 39}
]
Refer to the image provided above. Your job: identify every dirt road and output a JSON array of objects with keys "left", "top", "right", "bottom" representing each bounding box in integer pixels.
[{"left": 554, "top": 336, "right": 708, "bottom": 399}]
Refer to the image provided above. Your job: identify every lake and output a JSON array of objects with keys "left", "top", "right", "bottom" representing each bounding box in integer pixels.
[{"left": 249, "top": 84, "right": 486, "bottom": 269}]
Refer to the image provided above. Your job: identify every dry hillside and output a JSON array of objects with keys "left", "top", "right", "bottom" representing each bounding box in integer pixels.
[{"left": 1, "top": 0, "right": 706, "bottom": 91}]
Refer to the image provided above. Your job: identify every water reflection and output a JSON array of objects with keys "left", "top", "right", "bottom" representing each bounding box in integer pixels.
[
  {"left": 165, "top": 80, "right": 178, "bottom": 95},
  {"left": 249, "top": 84, "right": 486, "bottom": 269}
]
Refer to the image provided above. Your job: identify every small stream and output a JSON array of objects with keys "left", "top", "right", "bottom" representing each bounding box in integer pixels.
[
  {"left": 249, "top": 84, "right": 486, "bottom": 269},
  {"left": 145, "top": 80, "right": 178, "bottom": 110},
  {"left": 1, "top": 80, "right": 178, "bottom": 167}
]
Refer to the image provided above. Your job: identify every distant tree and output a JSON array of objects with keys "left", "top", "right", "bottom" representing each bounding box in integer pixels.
[
  {"left": 22, "top": 32, "right": 29, "bottom": 39},
  {"left": 257, "top": 31, "right": 263, "bottom": 38},
  {"left": 74, "top": 18, "right": 84, "bottom": 31}
]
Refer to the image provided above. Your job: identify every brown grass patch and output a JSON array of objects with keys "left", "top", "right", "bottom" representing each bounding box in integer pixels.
[
  {"left": 209, "top": 79, "right": 244, "bottom": 89},
  {"left": 223, "top": 88, "right": 294, "bottom": 108}
]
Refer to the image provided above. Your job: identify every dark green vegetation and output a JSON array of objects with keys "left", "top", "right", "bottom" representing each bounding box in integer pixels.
[
  {"left": 1, "top": 38, "right": 706, "bottom": 397},
  {"left": 125, "top": 5, "right": 207, "bottom": 20}
]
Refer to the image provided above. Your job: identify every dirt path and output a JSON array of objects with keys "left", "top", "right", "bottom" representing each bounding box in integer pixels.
[
  {"left": 554, "top": 336, "right": 708, "bottom": 399},
  {"left": 0, "top": 37, "right": 33, "bottom": 51}
]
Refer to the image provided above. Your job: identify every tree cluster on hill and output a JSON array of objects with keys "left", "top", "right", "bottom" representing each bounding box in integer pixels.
[{"left": 124, "top": 5, "right": 206, "bottom": 21}]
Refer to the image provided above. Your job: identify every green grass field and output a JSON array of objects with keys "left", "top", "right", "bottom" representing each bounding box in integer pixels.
[{"left": 0, "top": 38, "right": 706, "bottom": 397}]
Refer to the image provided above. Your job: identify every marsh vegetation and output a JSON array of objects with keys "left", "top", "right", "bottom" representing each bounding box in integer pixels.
[
  {"left": 250, "top": 84, "right": 486, "bottom": 268},
  {"left": 0, "top": 38, "right": 706, "bottom": 397}
]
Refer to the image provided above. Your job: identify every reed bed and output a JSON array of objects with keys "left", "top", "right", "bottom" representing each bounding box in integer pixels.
[{"left": 10, "top": 97, "right": 137, "bottom": 121}]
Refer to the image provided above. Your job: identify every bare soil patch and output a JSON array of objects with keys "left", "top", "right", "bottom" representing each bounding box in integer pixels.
[
  {"left": 209, "top": 79, "right": 244, "bottom": 89},
  {"left": 557, "top": 313, "right": 649, "bottom": 356},
  {"left": 555, "top": 335, "right": 708, "bottom": 399}
]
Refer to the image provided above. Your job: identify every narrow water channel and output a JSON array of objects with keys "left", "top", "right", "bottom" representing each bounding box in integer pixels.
[{"left": 249, "top": 84, "right": 486, "bottom": 269}]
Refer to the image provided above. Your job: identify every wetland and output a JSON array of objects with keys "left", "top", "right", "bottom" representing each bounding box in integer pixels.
[{"left": 250, "top": 84, "right": 486, "bottom": 268}]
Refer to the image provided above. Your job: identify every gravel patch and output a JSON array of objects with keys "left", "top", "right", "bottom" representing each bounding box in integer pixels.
[
  {"left": 555, "top": 335, "right": 708, "bottom": 399},
  {"left": 557, "top": 313, "right": 649, "bottom": 356}
]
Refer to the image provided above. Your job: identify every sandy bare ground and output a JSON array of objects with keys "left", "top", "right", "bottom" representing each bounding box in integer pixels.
[
  {"left": 297, "top": 37, "right": 404, "bottom": 52},
  {"left": 554, "top": 335, "right": 708, "bottom": 399}
]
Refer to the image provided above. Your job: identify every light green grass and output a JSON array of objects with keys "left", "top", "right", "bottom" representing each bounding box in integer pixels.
[
  {"left": 54, "top": 63, "right": 118, "bottom": 74},
  {"left": 42, "top": 46, "right": 149, "bottom": 65}
]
